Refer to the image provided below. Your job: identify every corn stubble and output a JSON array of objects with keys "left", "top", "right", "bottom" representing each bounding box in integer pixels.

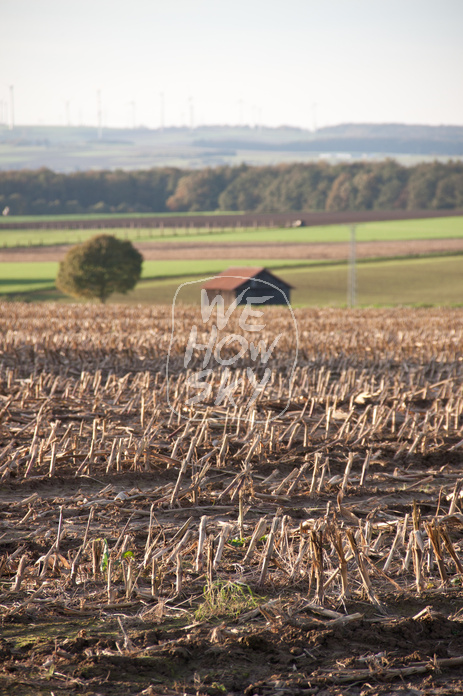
[{"left": 1, "top": 303, "right": 463, "bottom": 686}]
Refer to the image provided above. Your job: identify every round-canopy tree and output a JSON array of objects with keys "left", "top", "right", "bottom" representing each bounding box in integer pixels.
[{"left": 56, "top": 234, "right": 143, "bottom": 303}]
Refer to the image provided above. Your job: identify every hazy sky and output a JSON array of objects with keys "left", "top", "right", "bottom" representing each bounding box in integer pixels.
[{"left": 1, "top": 0, "right": 462, "bottom": 130}]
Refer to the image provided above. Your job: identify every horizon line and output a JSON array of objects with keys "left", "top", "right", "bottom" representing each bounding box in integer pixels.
[{"left": 2, "top": 121, "right": 463, "bottom": 132}]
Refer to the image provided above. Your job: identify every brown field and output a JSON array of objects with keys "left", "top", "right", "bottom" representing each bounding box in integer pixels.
[
  {"left": 2, "top": 208, "right": 462, "bottom": 231},
  {"left": 2, "top": 236, "right": 463, "bottom": 263},
  {"left": 1, "top": 303, "right": 463, "bottom": 695}
]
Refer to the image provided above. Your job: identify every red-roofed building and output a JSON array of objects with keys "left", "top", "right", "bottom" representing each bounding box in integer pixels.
[{"left": 202, "top": 266, "right": 292, "bottom": 306}]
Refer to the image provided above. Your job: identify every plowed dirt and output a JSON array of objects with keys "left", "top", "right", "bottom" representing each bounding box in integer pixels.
[
  {"left": 1, "top": 236, "right": 463, "bottom": 263},
  {"left": 1, "top": 304, "right": 463, "bottom": 696}
]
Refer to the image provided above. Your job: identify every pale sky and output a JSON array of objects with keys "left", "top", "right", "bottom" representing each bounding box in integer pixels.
[{"left": 1, "top": 0, "right": 462, "bottom": 130}]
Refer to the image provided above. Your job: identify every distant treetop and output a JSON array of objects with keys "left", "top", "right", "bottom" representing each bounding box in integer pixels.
[{"left": 1, "top": 160, "right": 462, "bottom": 216}]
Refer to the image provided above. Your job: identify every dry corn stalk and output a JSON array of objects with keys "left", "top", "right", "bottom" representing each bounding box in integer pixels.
[
  {"left": 259, "top": 515, "right": 280, "bottom": 586},
  {"left": 310, "top": 529, "right": 325, "bottom": 605},
  {"left": 412, "top": 501, "right": 425, "bottom": 593},
  {"left": 346, "top": 528, "right": 381, "bottom": 609},
  {"left": 439, "top": 525, "right": 463, "bottom": 574},
  {"left": 329, "top": 524, "right": 349, "bottom": 598},
  {"left": 425, "top": 521, "right": 447, "bottom": 585},
  {"left": 195, "top": 515, "right": 208, "bottom": 573}
]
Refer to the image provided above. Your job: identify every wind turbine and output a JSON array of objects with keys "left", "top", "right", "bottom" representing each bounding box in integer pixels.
[
  {"left": 160, "top": 92, "right": 165, "bottom": 131},
  {"left": 97, "top": 89, "right": 103, "bottom": 139},
  {"left": 130, "top": 101, "right": 136, "bottom": 129},
  {"left": 9, "top": 85, "right": 14, "bottom": 130},
  {"left": 189, "top": 96, "right": 194, "bottom": 130},
  {"left": 65, "top": 100, "right": 71, "bottom": 127}
]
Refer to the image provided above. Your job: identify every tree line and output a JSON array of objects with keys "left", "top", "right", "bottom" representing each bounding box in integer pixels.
[{"left": 1, "top": 160, "right": 462, "bottom": 216}]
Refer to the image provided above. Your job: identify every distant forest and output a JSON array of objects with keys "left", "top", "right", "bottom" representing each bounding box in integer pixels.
[{"left": 1, "top": 160, "right": 462, "bottom": 215}]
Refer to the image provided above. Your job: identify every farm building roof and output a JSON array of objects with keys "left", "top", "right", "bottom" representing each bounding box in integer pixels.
[
  {"left": 201, "top": 267, "right": 267, "bottom": 291},
  {"left": 202, "top": 266, "right": 294, "bottom": 291}
]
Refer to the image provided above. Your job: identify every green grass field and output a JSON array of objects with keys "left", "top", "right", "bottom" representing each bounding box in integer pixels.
[
  {"left": 2, "top": 255, "right": 462, "bottom": 307},
  {"left": 0, "top": 258, "right": 323, "bottom": 296},
  {"left": 285, "top": 255, "right": 463, "bottom": 307},
  {"left": 0, "top": 211, "right": 237, "bottom": 225},
  {"left": 1, "top": 215, "right": 461, "bottom": 306},
  {"left": 0, "top": 262, "right": 60, "bottom": 295},
  {"left": 113, "top": 256, "right": 463, "bottom": 307},
  {"left": 0, "top": 216, "right": 462, "bottom": 248}
]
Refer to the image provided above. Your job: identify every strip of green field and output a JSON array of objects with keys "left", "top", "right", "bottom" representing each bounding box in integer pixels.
[
  {"left": 141, "top": 258, "right": 322, "bottom": 279},
  {"left": 0, "top": 262, "right": 59, "bottom": 294},
  {"left": 110, "top": 255, "right": 463, "bottom": 307},
  {"left": 0, "top": 216, "right": 462, "bottom": 248},
  {"left": 3, "top": 255, "right": 461, "bottom": 307},
  {"left": 0, "top": 211, "right": 238, "bottom": 225},
  {"left": 0, "top": 258, "right": 320, "bottom": 296},
  {"left": 283, "top": 255, "right": 463, "bottom": 307}
]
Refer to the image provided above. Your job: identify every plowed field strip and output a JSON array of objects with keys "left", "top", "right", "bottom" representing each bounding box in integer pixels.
[{"left": 2, "top": 236, "right": 463, "bottom": 263}]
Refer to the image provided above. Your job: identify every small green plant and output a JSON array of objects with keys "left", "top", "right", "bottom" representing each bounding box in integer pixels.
[
  {"left": 229, "top": 537, "right": 245, "bottom": 547},
  {"left": 195, "top": 580, "right": 262, "bottom": 622},
  {"left": 100, "top": 539, "right": 110, "bottom": 573}
]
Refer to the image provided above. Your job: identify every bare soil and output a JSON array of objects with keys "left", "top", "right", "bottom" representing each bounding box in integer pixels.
[
  {"left": 1, "top": 304, "right": 463, "bottom": 695},
  {"left": 2, "top": 236, "right": 463, "bottom": 263},
  {"left": 0, "top": 208, "right": 463, "bottom": 230},
  {"left": 2, "top": 208, "right": 462, "bottom": 231}
]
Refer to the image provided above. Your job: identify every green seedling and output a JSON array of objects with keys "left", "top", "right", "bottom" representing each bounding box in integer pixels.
[
  {"left": 195, "top": 580, "right": 263, "bottom": 622},
  {"left": 229, "top": 538, "right": 245, "bottom": 547},
  {"left": 100, "top": 539, "right": 110, "bottom": 573}
]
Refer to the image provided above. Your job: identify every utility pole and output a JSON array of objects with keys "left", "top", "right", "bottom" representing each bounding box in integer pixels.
[
  {"left": 347, "top": 224, "right": 357, "bottom": 308},
  {"left": 9, "top": 85, "right": 14, "bottom": 130}
]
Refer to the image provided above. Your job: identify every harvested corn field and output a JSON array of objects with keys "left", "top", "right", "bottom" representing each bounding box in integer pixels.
[{"left": 1, "top": 303, "right": 463, "bottom": 696}]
